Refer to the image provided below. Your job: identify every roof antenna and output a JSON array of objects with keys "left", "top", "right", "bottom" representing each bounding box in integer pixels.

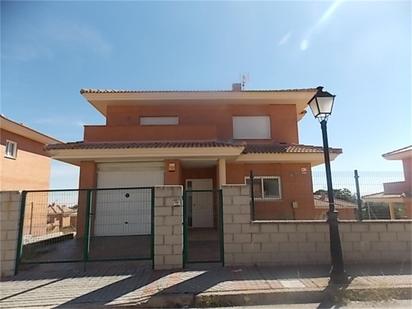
[{"left": 240, "top": 73, "right": 250, "bottom": 90}]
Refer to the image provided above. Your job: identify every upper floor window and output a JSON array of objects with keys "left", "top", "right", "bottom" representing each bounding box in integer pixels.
[
  {"left": 233, "top": 116, "right": 271, "bottom": 139},
  {"left": 5, "top": 140, "right": 17, "bottom": 159},
  {"left": 140, "top": 116, "right": 179, "bottom": 126}
]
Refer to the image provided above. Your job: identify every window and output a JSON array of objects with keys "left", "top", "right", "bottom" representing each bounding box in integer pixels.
[
  {"left": 233, "top": 116, "right": 271, "bottom": 139},
  {"left": 245, "top": 176, "right": 281, "bottom": 200},
  {"left": 5, "top": 140, "right": 17, "bottom": 159},
  {"left": 140, "top": 116, "right": 179, "bottom": 126}
]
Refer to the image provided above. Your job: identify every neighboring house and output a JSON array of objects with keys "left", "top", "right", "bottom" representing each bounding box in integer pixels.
[
  {"left": 46, "top": 84, "right": 342, "bottom": 234},
  {"left": 47, "top": 203, "right": 77, "bottom": 232},
  {"left": 1, "top": 115, "right": 61, "bottom": 237},
  {"left": 0, "top": 115, "right": 61, "bottom": 191},
  {"left": 313, "top": 194, "right": 357, "bottom": 220},
  {"left": 363, "top": 146, "right": 412, "bottom": 219}
]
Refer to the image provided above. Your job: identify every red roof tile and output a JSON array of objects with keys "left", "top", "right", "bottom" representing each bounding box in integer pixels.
[
  {"left": 46, "top": 140, "right": 242, "bottom": 150},
  {"left": 243, "top": 143, "right": 342, "bottom": 154},
  {"left": 80, "top": 88, "right": 318, "bottom": 94},
  {"left": 46, "top": 140, "right": 342, "bottom": 154}
]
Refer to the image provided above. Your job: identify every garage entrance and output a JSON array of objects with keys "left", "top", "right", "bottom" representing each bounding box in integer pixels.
[{"left": 16, "top": 186, "right": 155, "bottom": 273}]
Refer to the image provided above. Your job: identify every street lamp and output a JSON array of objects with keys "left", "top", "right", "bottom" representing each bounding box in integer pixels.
[{"left": 308, "top": 86, "right": 348, "bottom": 284}]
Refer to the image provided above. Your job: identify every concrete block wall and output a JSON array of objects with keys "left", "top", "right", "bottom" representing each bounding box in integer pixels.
[
  {"left": 154, "top": 186, "right": 183, "bottom": 269},
  {"left": 222, "top": 185, "right": 412, "bottom": 266},
  {"left": 0, "top": 191, "right": 21, "bottom": 278}
]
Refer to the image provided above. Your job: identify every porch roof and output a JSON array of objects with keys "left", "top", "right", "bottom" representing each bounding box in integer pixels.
[
  {"left": 46, "top": 140, "right": 242, "bottom": 150},
  {"left": 45, "top": 140, "right": 341, "bottom": 167},
  {"left": 46, "top": 140, "right": 341, "bottom": 154}
]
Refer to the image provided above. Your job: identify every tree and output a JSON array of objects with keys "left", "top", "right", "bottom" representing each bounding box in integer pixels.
[{"left": 314, "top": 188, "right": 357, "bottom": 203}]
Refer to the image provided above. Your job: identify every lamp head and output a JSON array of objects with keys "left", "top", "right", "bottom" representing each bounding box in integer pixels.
[{"left": 308, "top": 86, "right": 336, "bottom": 121}]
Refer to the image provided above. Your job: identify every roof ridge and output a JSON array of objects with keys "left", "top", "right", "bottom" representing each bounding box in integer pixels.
[{"left": 80, "top": 87, "right": 318, "bottom": 94}]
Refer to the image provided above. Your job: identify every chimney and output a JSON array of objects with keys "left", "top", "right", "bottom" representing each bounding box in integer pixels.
[{"left": 232, "top": 83, "right": 242, "bottom": 91}]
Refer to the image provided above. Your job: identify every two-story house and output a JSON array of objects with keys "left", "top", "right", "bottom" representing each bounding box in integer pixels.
[
  {"left": 46, "top": 85, "right": 342, "bottom": 237},
  {"left": 1, "top": 115, "right": 61, "bottom": 237},
  {"left": 363, "top": 146, "right": 412, "bottom": 219}
]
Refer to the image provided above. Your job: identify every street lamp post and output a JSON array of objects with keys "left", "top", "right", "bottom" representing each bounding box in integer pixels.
[{"left": 308, "top": 86, "right": 348, "bottom": 284}]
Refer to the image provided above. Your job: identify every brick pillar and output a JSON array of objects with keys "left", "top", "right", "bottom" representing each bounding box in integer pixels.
[
  {"left": 154, "top": 186, "right": 183, "bottom": 269},
  {"left": 0, "top": 191, "right": 21, "bottom": 278},
  {"left": 222, "top": 184, "right": 251, "bottom": 265},
  {"left": 77, "top": 161, "right": 97, "bottom": 238}
]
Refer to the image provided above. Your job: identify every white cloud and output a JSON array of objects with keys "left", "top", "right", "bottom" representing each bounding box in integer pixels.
[
  {"left": 300, "top": 0, "right": 345, "bottom": 51},
  {"left": 278, "top": 32, "right": 292, "bottom": 46}
]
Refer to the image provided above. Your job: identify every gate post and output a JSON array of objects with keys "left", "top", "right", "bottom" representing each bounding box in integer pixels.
[
  {"left": 151, "top": 187, "right": 155, "bottom": 269},
  {"left": 354, "top": 170, "right": 363, "bottom": 221},
  {"left": 153, "top": 186, "right": 183, "bottom": 270},
  {"left": 219, "top": 189, "right": 225, "bottom": 266},
  {"left": 14, "top": 191, "right": 25, "bottom": 276},
  {"left": 83, "top": 189, "right": 92, "bottom": 266}
]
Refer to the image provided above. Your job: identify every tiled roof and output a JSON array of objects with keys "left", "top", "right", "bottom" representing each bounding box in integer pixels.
[
  {"left": 80, "top": 88, "right": 318, "bottom": 94},
  {"left": 243, "top": 143, "right": 342, "bottom": 154},
  {"left": 46, "top": 140, "right": 342, "bottom": 154},
  {"left": 0, "top": 115, "right": 61, "bottom": 144},
  {"left": 382, "top": 145, "right": 412, "bottom": 158},
  {"left": 46, "top": 140, "right": 242, "bottom": 150}
]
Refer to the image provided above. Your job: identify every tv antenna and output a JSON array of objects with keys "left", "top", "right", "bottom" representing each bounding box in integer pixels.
[{"left": 240, "top": 73, "right": 250, "bottom": 90}]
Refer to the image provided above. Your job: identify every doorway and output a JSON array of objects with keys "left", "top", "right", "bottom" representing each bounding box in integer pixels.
[{"left": 183, "top": 182, "right": 224, "bottom": 265}]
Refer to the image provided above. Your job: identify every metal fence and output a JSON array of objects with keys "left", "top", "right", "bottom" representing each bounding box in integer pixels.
[
  {"left": 249, "top": 170, "right": 407, "bottom": 221},
  {"left": 312, "top": 170, "right": 407, "bottom": 220},
  {"left": 16, "top": 187, "right": 154, "bottom": 272},
  {"left": 183, "top": 189, "right": 224, "bottom": 265}
]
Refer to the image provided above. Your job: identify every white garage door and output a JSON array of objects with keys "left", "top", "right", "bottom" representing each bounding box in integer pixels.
[{"left": 94, "top": 162, "right": 164, "bottom": 236}]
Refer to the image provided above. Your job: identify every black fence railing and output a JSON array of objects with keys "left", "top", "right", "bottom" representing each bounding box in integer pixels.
[{"left": 16, "top": 187, "right": 154, "bottom": 273}]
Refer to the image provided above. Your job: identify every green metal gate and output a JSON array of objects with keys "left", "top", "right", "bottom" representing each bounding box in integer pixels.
[
  {"left": 15, "top": 187, "right": 155, "bottom": 273},
  {"left": 183, "top": 189, "right": 224, "bottom": 266}
]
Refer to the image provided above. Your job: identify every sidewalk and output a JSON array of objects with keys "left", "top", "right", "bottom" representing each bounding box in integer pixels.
[{"left": 1, "top": 263, "right": 411, "bottom": 308}]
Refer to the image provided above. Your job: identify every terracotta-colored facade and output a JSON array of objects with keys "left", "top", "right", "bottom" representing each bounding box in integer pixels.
[
  {"left": 0, "top": 129, "right": 51, "bottom": 191},
  {"left": 1, "top": 115, "right": 61, "bottom": 236},
  {"left": 84, "top": 104, "right": 299, "bottom": 144},
  {"left": 48, "top": 87, "right": 343, "bottom": 222}
]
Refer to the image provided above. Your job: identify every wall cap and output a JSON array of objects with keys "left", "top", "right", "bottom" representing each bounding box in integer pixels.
[{"left": 251, "top": 219, "right": 412, "bottom": 224}]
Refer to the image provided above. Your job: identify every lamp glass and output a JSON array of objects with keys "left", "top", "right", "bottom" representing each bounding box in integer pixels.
[
  {"left": 308, "top": 97, "right": 320, "bottom": 118},
  {"left": 317, "top": 96, "right": 334, "bottom": 115}
]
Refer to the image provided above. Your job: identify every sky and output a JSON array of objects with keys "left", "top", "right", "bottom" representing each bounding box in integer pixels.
[{"left": 1, "top": 0, "right": 411, "bottom": 189}]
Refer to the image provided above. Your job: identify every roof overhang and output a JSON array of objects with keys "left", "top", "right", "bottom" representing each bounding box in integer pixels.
[
  {"left": 47, "top": 146, "right": 244, "bottom": 165},
  {"left": 81, "top": 89, "right": 318, "bottom": 120},
  {"left": 47, "top": 146, "right": 340, "bottom": 167},
  {"left": 235, "top": 152, "right": 339, "bottom": 166},
  {"left": 362, "top": 192, "right": 407, "bottom": 204},
  {"left": 382, "top": 145, "right": 412, "bottom": 161},
  {"left": 0, "top": 115, "right": 61, "bottom": 145}
]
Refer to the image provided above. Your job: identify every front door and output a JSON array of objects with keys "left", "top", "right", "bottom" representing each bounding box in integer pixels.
[{"left": 186, "top": 179, "right": 213, "bottom": 228}]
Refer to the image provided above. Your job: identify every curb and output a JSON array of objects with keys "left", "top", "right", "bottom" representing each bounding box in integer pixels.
[{"left": 132, "top": 285, "right": 412, "bottom": 308}]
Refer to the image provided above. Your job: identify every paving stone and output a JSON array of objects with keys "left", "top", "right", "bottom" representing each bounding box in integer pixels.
[{"left": 0, "top": 263, "right": 411, "bottom": 308}]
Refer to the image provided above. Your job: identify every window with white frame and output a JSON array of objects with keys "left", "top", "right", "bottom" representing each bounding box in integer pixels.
[
  {"left": 5, "top": 140, "right": 17, "bottom": 159},
  {"left": 140, "top": 116, "right": 179, "bottom": 126},
  {"left": 232, "top": 116, "right": 271, "bottom": 139},
  {"left": 245, "top": 176, "right": 281, "bottom": 200}
]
